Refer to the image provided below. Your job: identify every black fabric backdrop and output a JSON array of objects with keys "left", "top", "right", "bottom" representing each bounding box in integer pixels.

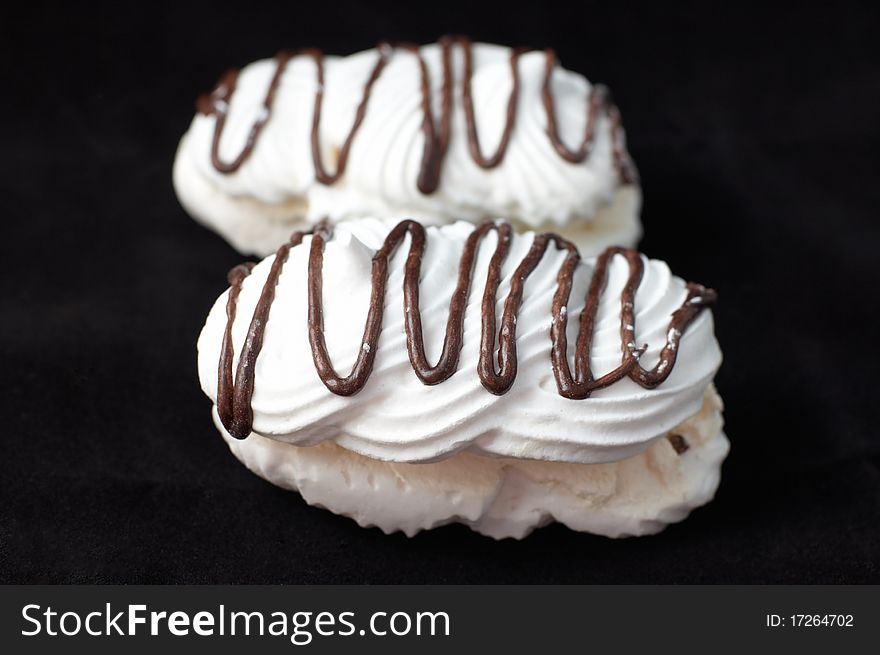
[{"left": 2, "top": 0, "right": 878, "bottom": 584}]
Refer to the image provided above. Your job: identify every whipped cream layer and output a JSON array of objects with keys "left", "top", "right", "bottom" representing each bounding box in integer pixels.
[
  {"left": 176, "top": 41, "right": 639, "bottom": 237},
  {"left": 197, "top": 219, "right": 721, "bottom": 464}
]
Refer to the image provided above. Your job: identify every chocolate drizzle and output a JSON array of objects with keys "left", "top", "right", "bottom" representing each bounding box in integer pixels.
[
  {"left": 667, "top": 433, "right": 690, "bottom": 455},
  {"left": 196, "top": 36, "right": 638, "bottom": 195},
  {"left": 216, "top": 219, "right": 715, "bottom": 440}
]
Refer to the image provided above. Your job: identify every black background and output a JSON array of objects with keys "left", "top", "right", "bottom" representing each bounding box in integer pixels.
[{"left": 2, "top": 0, "right": 878, "bottom": 584}]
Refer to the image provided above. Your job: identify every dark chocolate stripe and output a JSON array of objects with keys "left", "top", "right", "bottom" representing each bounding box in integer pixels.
[
  {"left": 217, "top": 220, "right": 715, "bottom": 439},
  {"left": 460, "top": 41, "right": 524, "bottom": 168},
  {"left": 541, "top": 51, "right": 638, "bottom": 184},
  {"left": 196, "top": 37, "right": 638, "bottom": 194}
]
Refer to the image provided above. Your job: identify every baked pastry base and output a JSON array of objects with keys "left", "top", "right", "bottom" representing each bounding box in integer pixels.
[
  {"left": 218, "top": 385, "right": 727, "bottom": 539},
  {"left": 174, "top": 134, "right": 642, "bottom": 257}
]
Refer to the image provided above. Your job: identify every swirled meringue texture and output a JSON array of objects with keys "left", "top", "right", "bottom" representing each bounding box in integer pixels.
[
  {"left": 219, "top": 386, "right": 727, "bottom": 539},
  {"left": 174, "top": 42, "right": 642, "bottom": 256},
  {"left": 197, "top": 219, "right": 722, "bottom": 466}
]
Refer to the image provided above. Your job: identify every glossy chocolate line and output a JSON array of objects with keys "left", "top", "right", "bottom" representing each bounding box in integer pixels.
[
  {"left": 541, "top": 51, "right": 637, "bottom": 184},
  {"left": 217, "top": 220, "right": 715, "bottom": 439},
  {"left": 196, "top": 36, "right": 637, "bottom": 193},
  {"left": 398, "top": 41, "right": 449, "bottom": 194},
  {"left": 460, "top": 41, "right": 523, "bottom": 168},
  {"left": 311, "top": 48, "right": 389, "bottom": 184},
  {"left": 216, "top": 262, "right": 255, "bottom": 434}
]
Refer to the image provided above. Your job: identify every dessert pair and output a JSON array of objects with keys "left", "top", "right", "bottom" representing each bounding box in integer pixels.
[{"left": 174, "top": 38, "right": 727, "bottom": 539}]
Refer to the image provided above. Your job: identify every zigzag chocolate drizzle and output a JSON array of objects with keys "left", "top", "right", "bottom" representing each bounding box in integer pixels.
[
  {"left": 196, "top": 36, "right": 638, "bottom": 196},
  {"left": 217, "top": 220, "right": 715, "bottom": 440}
]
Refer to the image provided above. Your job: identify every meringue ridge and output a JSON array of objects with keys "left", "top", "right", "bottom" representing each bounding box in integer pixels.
[
  {"left": 195, "top": 35, "right": 638, "bottom": 199},
  {"left": 216, "top": 218, "right": 716, "bottom": 440}
]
